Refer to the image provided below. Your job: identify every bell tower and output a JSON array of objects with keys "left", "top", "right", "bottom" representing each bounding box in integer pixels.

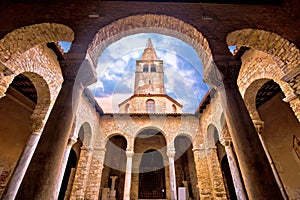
[
  {"left": 134, "top": 38, "right": 165, "bottom": 94},
  {"left": 119, "top": 38, "right": 182, "bottom": 113}
]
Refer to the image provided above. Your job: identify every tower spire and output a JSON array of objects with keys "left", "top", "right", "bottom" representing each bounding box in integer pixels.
[{"left": 141, "top": 38, "right": 158, "bottom": 60}]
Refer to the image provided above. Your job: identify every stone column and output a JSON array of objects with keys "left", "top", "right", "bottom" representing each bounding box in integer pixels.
[
  {"left": 182, "top": 181, "right": 190, "bottom": 199},
  {"left": 56, "top": 136, "right": 78, "bottom": 200},
  {"left": 206, "top": 147, "right": 227, "bottom": 199},
  {"left": 253, "top": 120, "right": 288, "bottom": 200},
  {"left": 109, "top": 176, "right": 118, "bottom": 200},
  {"left": 204, "top": 61, "right": 283, "bottom": 199},
  {"left": 192, "top": 147, "right": 213, "bottom": 199},
  {"left": 167, "top": 148, "right": 177, "bottom": 200},
  {"left": 15, "top": 58, "right": 96, "bottom": 200},
  {"left": 85, "top": 147, "right": 106, "bottom": 199},
  {"left": 70, "top": 146, "right": 93, "bottom": 199},
  {"left": 222, "top": 140, "right": 247, "bottom": 200},
  {"left": 64, "top": 168, "right": 76, "bottom": 200},
  {"left": 2, "top": 131, "right": 41, "bottom": 200},
  {"left": 123, "top": 151, "right": 134, "bottom": 200}
]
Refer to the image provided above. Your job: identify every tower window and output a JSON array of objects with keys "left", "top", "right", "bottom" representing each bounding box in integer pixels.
[
  {"left": 143, "top": 64, "right": 149, "bottom": 72},
  {"left": 146, "top": 99, "right": 155, "bottom": 113},
  {"left": 125, "top": 104, "right": 130, "bottom": 113},
  {"left": 172, "top": 104, "right": 177, "bottom": 113},
  {"left": 150, "top": 64, "right": 156, "bottom": 72}
]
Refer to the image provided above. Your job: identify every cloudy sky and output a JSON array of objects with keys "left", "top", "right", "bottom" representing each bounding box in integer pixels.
[
  {"left": 88, "top": 33, "right": 210, "bottom": 113},
  {"left": 61, "top": 33, "right": 210, "bottom": 113}
]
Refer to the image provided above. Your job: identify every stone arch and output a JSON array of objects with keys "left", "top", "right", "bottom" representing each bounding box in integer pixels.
[
  {"left": 226, "top": 29, "right": 300, "bottom": 74},
  {"left": 146, "top": 99, "right": 155, "bottom": 112},
  {"left": 101, "top": 134, "right": 128, "bottom": 199},
  {"left": 243, "top": 78, "right": 272, "bottom": 121},
  {"left": 138, "top": 148, "right": 167, "bottom": 199},
  {"left": 176, "top": 133, "right": 194, "bottom": 144},
  {"left": 243, "top": 78, "right": 293, "bottom": 121},
  {"left": 173, "top": 134, "right": 199, "bottom": 200},
  {"left": 78, "top": 122, "right": 93, "bottom": 147},
  {"left": 1, "top": 71, "right": 52, "bottom": 135},
  {"left": 206, "top": 123, "right": 219, "bottom": 147},
  {"left": 87, "top": 14, "right": 213, "bottom": 69},
  {"left": 237, "top": 48, "right": 300, "bottom": 121},
  {"left": 135, "top": 126, "right": 167, "bottom": 141},
  {"left": 0, "top": 23, "right": 74, "bottom": 63},
  {"left": 133, "top": 128, "right": 169, "bottom": 199},
  {"left": 105, "top": 132, "right": 128, "bottom": 144},
  {"left": 0, "top": 44, "right": 64, "bottom": 102},
  {"left": 20, "top": 72, "right": 51, "bottom": 134},
  {"left": 0, "top": 72, "right": 51, "bottom": 198},
  {"left": 134, "top": 127, "right": 168, "bottom": 159}
]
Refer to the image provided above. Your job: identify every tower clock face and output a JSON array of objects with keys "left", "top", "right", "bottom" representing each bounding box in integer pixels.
[{"left": 138, "top": 80, "right": 144, "bottom": 86}]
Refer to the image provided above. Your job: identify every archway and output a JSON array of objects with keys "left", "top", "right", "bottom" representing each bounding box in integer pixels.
[
  {"left": 220, "top": 156, "right": 237, "bottom": 200},
  {"left": 100, "top": 135, "right": 127, "bottom": 200},
  {"left": 139, "top": 149, "right": 166, "bottom": 199},
  {"left": 0, "top": 74, "right": 37, "bottom": 198},
  {"left": 87, "top": 14, "right": 214, "bottom": 74},
  {"left": 134, "top": 129, "right": 168, "bottom": 199},
  {"left": 0, "top": 23, "right": 74, "bottom": 63},
  {"left": 206, "top": 124, "right": 219, "bottom": 147},
  {"left": 57, "top": 122, "right": 88, "bottom": 200},
  {"left": 174, "top": 135, "right": 199, "bottom": 200},
  {"left": 226, "top": 29, "right": 300, "bottom": 74},
  {"left": 254, "top": 80, "right": 300, "bottom": 199},
  {"left": 58, "top": 146, "right": 79, "bottom": 200}
]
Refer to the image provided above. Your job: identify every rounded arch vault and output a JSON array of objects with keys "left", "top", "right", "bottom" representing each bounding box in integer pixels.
[{"left": 87, "top": 14, "right": 213, "bottom": 69}]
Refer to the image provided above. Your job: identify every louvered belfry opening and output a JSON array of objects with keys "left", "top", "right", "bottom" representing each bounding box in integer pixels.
[{"left": 139, "top": 149, "right": 166, "bottom": 199}]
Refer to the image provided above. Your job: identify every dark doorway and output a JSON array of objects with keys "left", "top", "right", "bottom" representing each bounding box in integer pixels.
[
  {"left": 139, "top": 149, "right": 166, "bottom": 199},
  {"left": 221, "top": 156, "right": 237, "bottom": 200},
  {"left": 58, "top": 149, "right": 77, "bottom": 200}
]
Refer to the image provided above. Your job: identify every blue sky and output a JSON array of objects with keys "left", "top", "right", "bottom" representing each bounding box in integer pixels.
[{"left": 61, "top": 33, "right": 210, "bottom": 113}]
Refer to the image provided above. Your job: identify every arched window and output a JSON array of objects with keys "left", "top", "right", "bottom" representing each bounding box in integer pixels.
[
  {"left": 143, "top": 64, "right": 149, "bottom": 72},
  {"left": 172, "top": 104, "right": 177, "bottom": 113},
  {"left": 146, "top": 99, "right": 155, "bottom": 113},
  {"left": 125, "top": 104, "right": 130, "bottom": 113},
  {"left": 150, "top": 64, "right": 156, "bottom": 72}
]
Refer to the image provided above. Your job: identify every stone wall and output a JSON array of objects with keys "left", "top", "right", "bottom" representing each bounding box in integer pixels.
[
  {"left": 237, "top": 49, "right": 300, "bottom": 121},
  {"left": 119, "top": 95, "right": 182, "bottom": 114},
  {"left": 258, "top": 92, "right": 300, "bottom": 199},
  {"left": 72, "top": 93, "right": 230, "bottom": 199},
  {"left": 0, "top": 92, "right": 33, "bottom": 197},
  {"left": 0, "top": 43, "right": 63, "bottom": 198}
]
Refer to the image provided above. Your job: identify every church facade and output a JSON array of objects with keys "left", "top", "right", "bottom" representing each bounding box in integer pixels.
[{"left": 0, "top": 1, "right": 300, "bottom": 200}]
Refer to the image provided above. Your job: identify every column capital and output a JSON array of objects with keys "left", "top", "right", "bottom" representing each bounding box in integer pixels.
[
  {"left": 60, "top": 58, "right": 97, "bottom": 88},
  {"left": 110, "top": 176, "right": 118, "bottom": 180},
  {"left": 215, "top": 60, "right": 241, "bottom": 84},
  {"left": 126, "top": 150, "right": 134, "bottom": 158},
  {"left": 220, "top": 123, "right": 231, "bottom": 142},
  {"left": 167, "top": 149, "right": 176, "bottom": 158},
  {"left": 220, "top": 139, "right": 232, "bottom": 148},
  {"left": 93, "top": 147, "right": 106, "bottom": 153},
  {"left": 253, "top": 120, "right": 264, "bottom": 134},
  {"left": 81, "top": 145, "right": 93, "bottom": 151},
  {"left": 204, "top": 60, "right": 241, "bottom": 90},
  {"left": 67, "top": 136, "right": 78, "bottom": 146},
  {"left": 192, "top": 147, "right": 204, "bottom": 152}
]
